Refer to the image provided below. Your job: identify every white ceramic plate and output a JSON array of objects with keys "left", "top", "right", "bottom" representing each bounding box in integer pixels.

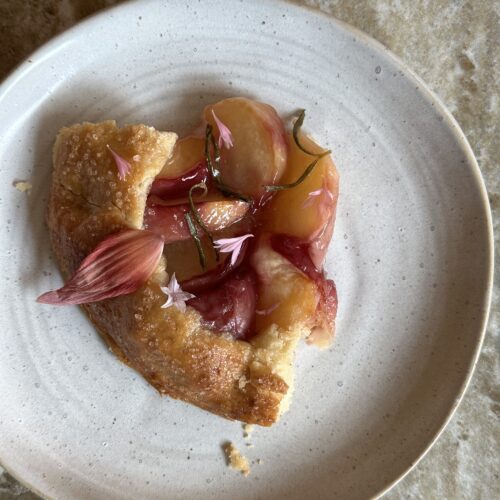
[{"left": 0, "top": 1, "right": 493, "bottom": 498}]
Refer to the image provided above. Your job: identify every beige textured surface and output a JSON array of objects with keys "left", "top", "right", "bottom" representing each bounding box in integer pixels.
[{"left": 0, "top": 0, "right": 498, "bottom": 498}]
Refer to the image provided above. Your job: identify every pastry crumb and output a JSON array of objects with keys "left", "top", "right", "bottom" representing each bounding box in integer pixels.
[
  {"left": 245, "top": 443, "right": 254, "bottom": 448},
  {"left": 238, "top": 376, "right": 249, "bottom": 389},
  {"left": 13, "top": 180, "right": 32, "bottom": 193},
  {"left": 243, "top": 423, "right": 254, "bottom": 439},
  {"left": 256, "top": 458, "right": 262, "bottom": 465},
  {"left": 224, "top": 442, "right": 250, "bottom": 477}
]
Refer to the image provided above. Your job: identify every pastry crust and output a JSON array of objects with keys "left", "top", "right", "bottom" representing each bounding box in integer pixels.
[{"left": 48, "top": 121, "right": 305, "bottom": 425}]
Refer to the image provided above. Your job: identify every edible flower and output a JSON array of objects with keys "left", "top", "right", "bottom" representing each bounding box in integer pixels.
[
  {"left": 214, "top": 234, "right": 254, "bottom": 266},
  {"left": 37, "top": 229, "right": 164, "bottom": 305},
  {"left": 212, "top": 110, "right": 234, "bottom": 149},
  {"left": 160, "top": 273, "right": 195, "bottom": 313},
  {"left": 107, "top": 144, "right": 131, "bottom": 180}
]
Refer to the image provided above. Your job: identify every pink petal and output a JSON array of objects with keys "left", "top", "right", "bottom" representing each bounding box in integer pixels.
[
  {"left": 214, "top": 234, "right": 253, "bottom": 266},
  {"left": 37, "top": 229, "right": 164, "bottom": 305},
  {"left": 107, "top": 145, "right": 131, "bottom": 180},
  {"left": 212, "top": 110, "right": 234, "bottom": 149}
]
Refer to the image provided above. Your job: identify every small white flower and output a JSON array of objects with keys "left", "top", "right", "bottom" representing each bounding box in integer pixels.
[
  {"left": 213, "top": 234, "right": 254, "bottom": 266},
  {"left": 212, "top": 110, "right": 234, "bottom": 149},
  {"left": 160, "top": 273, "right": 195, "bottom": 313}
]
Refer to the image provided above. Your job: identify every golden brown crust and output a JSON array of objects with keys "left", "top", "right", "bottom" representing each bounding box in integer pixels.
[{"left": 47, "top": 121, "right": 294, "bottom": 426}]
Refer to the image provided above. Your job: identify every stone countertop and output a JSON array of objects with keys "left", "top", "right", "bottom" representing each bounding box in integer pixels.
[{"left": 0, "top": 1, "right": 498, "bottom": 498}]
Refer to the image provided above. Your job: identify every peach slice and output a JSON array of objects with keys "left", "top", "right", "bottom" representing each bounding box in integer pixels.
[
  {"left": 158, "top": 136, "right": 205, "bottom": 178},
  {"left": 270, "top": 234, "right": 337, "bottom": 347},
  {"left": 250, "top": 235, "right": 319, "bottom": 332},
  {"left": 204, "top": 97, "right": 288, "bottom": 198},
  {"left": 143, "top": 199, "right": 249, "bottom": 245},
  {"left": 261, "top": 132, "right": 339, "bottom": 251}
]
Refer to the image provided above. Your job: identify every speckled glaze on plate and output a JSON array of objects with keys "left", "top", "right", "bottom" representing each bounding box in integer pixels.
[{"left": 0, "top": 0, "right": 493, "bottom": 498}]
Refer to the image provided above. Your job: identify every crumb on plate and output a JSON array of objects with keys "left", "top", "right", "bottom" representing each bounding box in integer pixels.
[
  {"left": 224, "top": 442, "right": 250, "bottom": 477},
  {"left": 13, "top": 180, "right": 32, "bottom": 193},
  {"left": 243, "top": 423, "right": 254, "bottom": 439}
]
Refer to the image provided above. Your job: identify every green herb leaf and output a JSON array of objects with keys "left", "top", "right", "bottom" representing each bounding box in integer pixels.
[
  {"left": 265, "top": 154, "right": 327, "bottom": 192},
  {"left": 292, "top": 109, "right": 330, "bottom": 157},
  {"left": 184, "top": 212, "right": 206, "bottom": 270},
  {"left": 265, "top": 109, "right": 331, "bottom": 192}
]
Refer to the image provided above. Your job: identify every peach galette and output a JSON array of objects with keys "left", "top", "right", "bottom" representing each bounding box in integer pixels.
[{"left": 38, "top": 97, "right": 339, "bottom": 425}]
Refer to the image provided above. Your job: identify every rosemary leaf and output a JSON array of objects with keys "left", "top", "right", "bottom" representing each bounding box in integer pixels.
[
  {"left": 264, "top": 155, "right": 320, "bottom": 192},
  {"left": 184, "top": 212, "right": 206, "bottom": 270},
  {"left": 204, "top": 124, "right": 219, "bottom": 179},
  {"left": 265, "top": 109, "right": 331, "bottom": 192},
  {"left": 293, "top": 109, "right": 329, "bottom": 157}
]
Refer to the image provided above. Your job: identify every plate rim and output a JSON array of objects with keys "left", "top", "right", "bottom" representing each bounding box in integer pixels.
[{"left": 0, "top": 0, "right": 494, "bottom": 498}]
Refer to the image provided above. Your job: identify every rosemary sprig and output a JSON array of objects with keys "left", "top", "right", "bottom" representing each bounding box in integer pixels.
[
  {"left": 204, "top": 124, "right": 219, "bottom": 178},
  {"left": 188, "top": 182, "right": 220, "bottom": 261},
  {"left": 184, "top": 212, "right": 206, "bottom": 270},
  {"left": 265, "top": 109, "right": 331, "bottom": 192},
  {"left": 265, "top": 153, "right": 328, "bottom": 192},
  {"left": 293, "top": 109, "right": 330, "bottom": 157},
  {"left": 204, "top": 124, "right": 251, "bottom": 203}
]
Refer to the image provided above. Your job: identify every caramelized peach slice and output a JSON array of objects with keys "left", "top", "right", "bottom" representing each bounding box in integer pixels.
[
  {"left": 204, "top": 97, "right": 288, "bottom": 197},
  {"left": 143, "top": 199, "right": 249, "bottom": 244},
  {"left": 158, "top": 136, "right": 204, "bottom": 178},
  {"left": 271, "top": 234, "right": 337, "bottom": 347},
  {"left": 250, "top": 236, "right": 319, "bottom": 332},
  {"left": 262, "top": 132, "right": 338, "bottom": 252}
]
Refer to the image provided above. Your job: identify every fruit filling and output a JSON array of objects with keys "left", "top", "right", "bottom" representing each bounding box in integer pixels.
[{"left": 146, "top": 97, "right": 339, "bottom": 343}]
